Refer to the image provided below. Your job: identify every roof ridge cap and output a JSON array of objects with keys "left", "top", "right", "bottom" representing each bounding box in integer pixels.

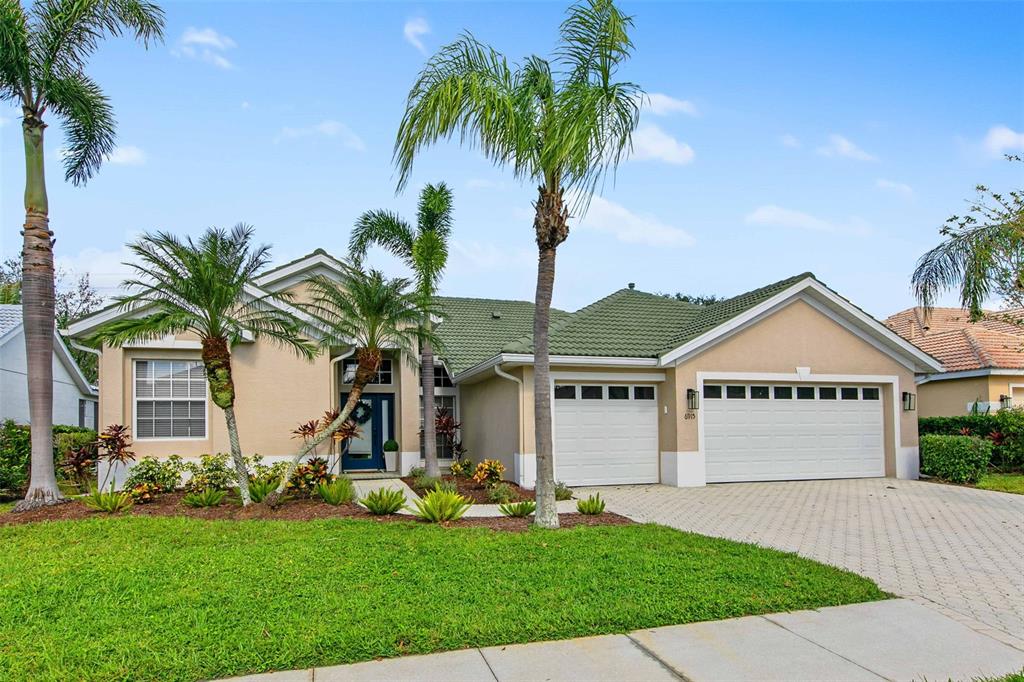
[{"left": 962, "top": 328, "right": 994, "bottom": 368}]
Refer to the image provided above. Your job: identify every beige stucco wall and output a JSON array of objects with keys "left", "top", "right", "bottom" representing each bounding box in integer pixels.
[
  {"left": 918, "top": 375, "right": 1023, "bottom": 417},
  {"left": 459, "top": 371, "right": 520, "bottom": 476},
  {"left": 668, "top": 299, "right": 918, "bottom": 476}
]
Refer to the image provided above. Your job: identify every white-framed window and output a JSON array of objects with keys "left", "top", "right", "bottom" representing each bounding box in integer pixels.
[
  {"left": 342, "top": 358, "right": 393, "bottom": 385},
  {"left": 702, "top": 383, "right": 882, "bottom": 402},
  {"left": 420, "top": 394, "right": 459, "bottom": 459},
  {"left": 429, "top": 365, "right": 454, "bottom": 388},
  {"left": 554, "top": 384, "right": 656, "bottom": 401},
  {"left": 134, "top": 360, "right": 207, "bottom": 439}
]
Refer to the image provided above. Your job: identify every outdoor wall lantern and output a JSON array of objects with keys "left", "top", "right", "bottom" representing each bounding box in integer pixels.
[
  {"left": 1000, "top": 394, "right": 1013, "bottom": 410},
  {"left": 902, "top": 391, "right": 916, "bottom": 411},
  {"left": 686, "top": 388, "right": 700, "bottom": 411}
]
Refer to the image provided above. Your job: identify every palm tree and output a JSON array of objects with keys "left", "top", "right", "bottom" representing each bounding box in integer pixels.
[
  {"left": 393, "top": 0, "right": 642, "bottom": 528},
  {"left": 273, "top": 266, "right": 433, "bottom": 495},
  {"left": 2, "top": 0, "right": 164, "bottom": 511},
  {"left": 90, "top": 225, "right": 317, "bottom": 505},
  {"left": 349, "top": 182, "right": 453, "bottom": 478},
  {"left": 912, "top": 156, "right": 1024, "bottom": 321}
]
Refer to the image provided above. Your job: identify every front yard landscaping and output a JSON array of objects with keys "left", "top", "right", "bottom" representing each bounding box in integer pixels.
[
  {"left": 0, "top": 516, "right": 886, "bottom": 682},
  {"left": 976, "top": 473, "right": 1024, "bottom": 495}
]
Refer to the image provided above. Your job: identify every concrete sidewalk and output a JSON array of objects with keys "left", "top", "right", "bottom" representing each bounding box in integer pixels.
[{"left": 223, "top": 599, "right": 1024, "bottom": 682}]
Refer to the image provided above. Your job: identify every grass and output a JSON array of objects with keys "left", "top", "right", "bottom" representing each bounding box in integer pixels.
[
  {"left": 976, "top": 473, "right": 1024, "bottom": 495},
  {"left": 0, "top": 517, "right": 886, "bottom": 682}
]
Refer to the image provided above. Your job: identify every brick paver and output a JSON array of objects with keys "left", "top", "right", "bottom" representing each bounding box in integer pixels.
[{"left": 579, "top": 479, "right": 1024, "bottom": 648}]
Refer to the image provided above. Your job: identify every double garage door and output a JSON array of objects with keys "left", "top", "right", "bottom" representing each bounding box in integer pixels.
[
  {"left": 552, "top": 379, "right": 886, "bottom": 486},
  {"left": 553, "top": 383, "right": 659, "bottom": 486},
  {"left": 704, "top": 383, "right": 885, "bottom": 483}
]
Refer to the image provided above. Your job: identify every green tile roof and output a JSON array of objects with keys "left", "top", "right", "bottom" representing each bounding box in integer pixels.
[{"left": 434, "top": 297, "right": 572, "bottom": 375}]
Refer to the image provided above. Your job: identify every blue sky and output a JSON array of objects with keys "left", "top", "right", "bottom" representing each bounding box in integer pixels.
[{"left": 2, "top": 1, "right": 1022, "bottom": 318}]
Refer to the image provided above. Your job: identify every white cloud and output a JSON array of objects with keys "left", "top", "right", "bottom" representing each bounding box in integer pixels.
[
  {"left": 105, "top": 146, "right": 146, "bottom": 166},
  {"left": 875, "top": 178, "right": 914, "bottom": 198},
  {"left": 577, "top": 195, "right": 695, "bottom": 247},
  {"left": 450, "top": 240, "right": 533, "bottom": 271},
  {"left": 982, "top": 125, "right": 1024, "bottom": 157},
  {"left": 240, "top": 101, "right": 250, "bottom": 110},
  {"left": 745, "top": 204, "right": 871, "bottom": 236},
  {"left": 276, "top": 119, "right": 365, "bottom": 150},
  {"left": 172, "top": 27, "right": 236, "bottom": 70},
  {"left": 55, "top": 244, "right": 138, "bottom": 296},
  {"left": 816, "top": 134, "right": 877, "bottom": 161},
  {"left": 630, "top": 124, "right": 695, "bottom": 165},
  {"left": 403, "top": 17, "right": 430, "bottom": 54},
  {"left": 644, "top": 93, "right": 699, "bottom": 117},
  {"left": 780, "top": 133, "right": 801, "bottom": 148}
]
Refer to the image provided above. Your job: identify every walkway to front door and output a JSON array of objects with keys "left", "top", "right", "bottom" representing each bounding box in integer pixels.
[{"left": 340, "top": 393, "right": 394, "bottom": 471}]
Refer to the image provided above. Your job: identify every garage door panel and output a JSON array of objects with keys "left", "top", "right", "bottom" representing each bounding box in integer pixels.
[{"left": 705, "top": 383, "right": 885, "bottom": 483}]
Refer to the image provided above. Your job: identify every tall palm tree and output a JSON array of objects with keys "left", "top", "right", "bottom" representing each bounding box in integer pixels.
[
  {"left": 90, "top": 225, "right": 317, "bottom": 505},
  {"left": 2, "top": 0, "right": 164, "bottom": 511},
  {"left": 912, "top": 157, "right": 1024, "bottom": 321},
  {"left": 349, "top": 182, "right": 453, "bottom": 477},
  {"left": 274, "top": 266, "right": 433, "bottom": 495},
  {"left": 394, "top": 0, "right": 642, "bottom": 528}
]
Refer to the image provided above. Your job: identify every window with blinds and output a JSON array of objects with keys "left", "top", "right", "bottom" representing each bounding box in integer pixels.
[{"left": 134, "top": 360, "right": 207, "bottom": 438}]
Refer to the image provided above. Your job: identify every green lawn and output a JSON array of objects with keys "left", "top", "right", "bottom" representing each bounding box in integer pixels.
[
  {"left": 0, "top": 517, "right": 886, "bottom": 682},
  {"left": 976, "top": 473, "right": 1024, "bottom": 495}
]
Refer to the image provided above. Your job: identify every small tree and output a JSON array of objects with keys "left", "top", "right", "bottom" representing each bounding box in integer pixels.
[{"left": 90, "top": 226, "right": 316, "bottom": 505}]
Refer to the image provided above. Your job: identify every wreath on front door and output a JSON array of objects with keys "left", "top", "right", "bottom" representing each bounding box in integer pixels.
[{"left": 351, "top": 400, "right": 373, "bottom": 425}]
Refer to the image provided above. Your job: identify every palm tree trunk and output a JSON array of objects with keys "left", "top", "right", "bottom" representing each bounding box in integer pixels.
[
  {"left": 273, "top": 348, "right": 382, "bottom": 496},
  {"left": 14, "top": 111, "right": 64, "bottom": 512},
  {"left": 532, "top": 184, "right": 570, "bottom": 529},
  {"left": 422, "top": 325, "right": 439, "bottom": 477},
  {"left": 201, "top": 336, "right": 250, "bottom": 506}
]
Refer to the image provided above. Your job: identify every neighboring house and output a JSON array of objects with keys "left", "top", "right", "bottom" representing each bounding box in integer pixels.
[
  {"left": 885, "top": 307, "right": 1024, "bottom": 417},
  {"left": 67, "top": 250, "right": 940, "bottom": 488},
  {"left": 0, "top": 304, "right": 98, "bottom": 429}
]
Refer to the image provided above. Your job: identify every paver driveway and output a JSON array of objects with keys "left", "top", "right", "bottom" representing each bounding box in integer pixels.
[{"left": 580, "top": 478, "right": 1024, "bottom": 649}]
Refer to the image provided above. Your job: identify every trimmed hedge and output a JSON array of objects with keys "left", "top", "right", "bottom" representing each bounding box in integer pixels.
[
  {"left": 919, "top": 434, "right": 992, "bottom": 484},
  {"left": 0, "top": 420, "right": 97, "bottom": 500},
  {"left": 919, "top": 409, "right": 1024, "bottom": 471}
]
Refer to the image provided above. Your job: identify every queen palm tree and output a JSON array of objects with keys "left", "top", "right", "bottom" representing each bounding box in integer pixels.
[
  {"left": 273, "top": 266, "right": 433, "bottom": 496},
  {"left": 394, "top": 0, "right": 643, "bottom": 528},
  {"left": 2, "top": 0, "right": 164, "bottom": 511},
  {"left": 90, "top": 225, "right": 317, "bottom": 505},
  {"left": 912, "top": 156, "right": 1024, "bottom": 321},
  {"left": 349, "top": 182, "right": 453, "bottom": 478}
]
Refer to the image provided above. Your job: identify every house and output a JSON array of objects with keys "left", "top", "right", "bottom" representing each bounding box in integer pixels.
[
  {"left": 885, "top": 307, "right": 1024, "bottom": 417},
  {"left": 67, "top": 250, "right": 941, "bottom": 488},
  {"left": 0, "top": 304, "right": 98, "bottom": 428}
]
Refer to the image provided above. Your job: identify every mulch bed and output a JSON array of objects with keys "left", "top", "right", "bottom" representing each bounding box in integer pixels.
[
  {"left": 401, "top": 474, "right": 535, "bottom": 503},
  {"left": 0, "top": 490, "right": 629, "bottom": 531}
]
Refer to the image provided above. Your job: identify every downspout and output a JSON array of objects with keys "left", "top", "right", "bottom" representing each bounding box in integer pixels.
[
  {"left": 494, "top": 365, "right": 525, "bottom": 484},
  {"left": 68, "top": 340, "right": 102, "bottom": 390}
]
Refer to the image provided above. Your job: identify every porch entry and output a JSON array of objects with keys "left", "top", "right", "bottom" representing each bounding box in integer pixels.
[{"left": 340, "top": 392, "right": 395, "bottom": 471}]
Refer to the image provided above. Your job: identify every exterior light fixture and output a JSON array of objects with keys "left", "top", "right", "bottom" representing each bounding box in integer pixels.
[
  {"left": 902, "top": 391, "right": 916, "bottom": 412},
  {"left": 686, "top": 388, "right": 699, "bottom": 411},
  {"left": 1000, "top": 394, "right": 1013, "bottom": 410}
]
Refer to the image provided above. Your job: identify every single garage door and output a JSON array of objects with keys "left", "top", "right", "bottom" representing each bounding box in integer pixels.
[
  {"left": 703, "top": 383, "right": 885, "bottom": 483},
  {"left": 553, "top": 383, "right": 659, "bottom": 486}
]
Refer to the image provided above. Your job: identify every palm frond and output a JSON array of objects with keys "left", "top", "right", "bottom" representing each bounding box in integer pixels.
[
  {"left": 88, "top": 310, "right": 190, "bottom": 347},
  {"left": 0, "top": 0, "right": 31, "bottom": 104},
  {"left": 42, "top": 71, "right": 114, "bottom": 185},
  {"left": 410, "top": 229, "right": 448, "bottom": 303},
  {"left": 349, "top": 210, "right": 415, "bottom": 267},
  {"left": 556, "top": 0, "right": 635, "bottom": 85}
]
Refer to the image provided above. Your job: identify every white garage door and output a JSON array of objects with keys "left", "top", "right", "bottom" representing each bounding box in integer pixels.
[
  {"left": 704, "top": 383, "right": 885, "bottom": 483},
  {"left": 554, "top": 383, "right": 659, "bottom": 486}
]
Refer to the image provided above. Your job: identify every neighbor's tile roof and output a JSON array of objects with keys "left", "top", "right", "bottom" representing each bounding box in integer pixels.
[
  {"left": 434, "top": 297, "right": 572, "bottom": 375},
  {"left": 0, "top": 304, "right": 22, "bottom": 338},
  {"left": 884, "top": 307, "right": 1024, "bottom": 372}
]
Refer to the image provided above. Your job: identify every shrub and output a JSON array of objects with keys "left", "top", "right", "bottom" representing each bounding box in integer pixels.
[
  {"left": 554, "top": 481, "right": 573, "bottom": 501},
  {"left": 316, "top": 477, "right": 355, "bottom": 505},
  {"left": 361, "top": 487, "right": 406, "bottom": 515},
  {"left": 96, "top": 424, "right": 136, "bottom": 488},
  {"left": 486, "top": 482, "right": 516, "bottom": 504},
  {"left": 472, "top": 459, "right": 505, "bottom": 487},
  {"left": 449, "top": 457, "right": 474, "bottom": 477},
  {"left": 411, "top": 487, "right": 472, "bottom": 522},
  {"left": 247, "top": 476, "right": 278, "bottom": 503},
  {"left": 287, "top": 456, "right": 334, "bottom": 496},
  {"left": 183, "top": 488, "right": 227, "bottom": 508},
  {"left": 919, "top": 412, "right": 1024, "bottom": 471},
  {"left": 434, "top": 479, "right": 458, "bottom": 494},
  {"left": 246, "top": 455, "right": 288, "bottom": 484},
  {"left": 128, "top": 482, "right": 162, "bottom": 504},
  {"left": 383, "top": 439, "right": 399, "bottom": 452},
  {"left": 408, "top": 466, "right": 426, "bottom": 479},
  {"left": 412, "top": 472, "right": 440, "bottom": 492},
  {"left": 184, "top": 454, "right": 236, "bottom": 494},
  {"left": 920, "top": 434, "right": 992, "bottom": 484},
  {"left": 576, "top": 493, "right": 606, "bottom": 515},
  {"left": 499, "top": 500, "right": 536, "bottom": 517},
  {"left": 82, "top": 485, "right": 133, "bottom": 513},
  {"left": 1, "top": 421, "right": 97, "bottom": 499},
  {"left": 125, "top": 456, "right": 184, "bottom": 492},
  {"left": 59, "top": 443, "right": 97, "bottom": 489}
]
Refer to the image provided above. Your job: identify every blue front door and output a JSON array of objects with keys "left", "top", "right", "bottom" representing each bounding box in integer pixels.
[{"left": 340, "top": 393, "right": 394, "bottom": 471}]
